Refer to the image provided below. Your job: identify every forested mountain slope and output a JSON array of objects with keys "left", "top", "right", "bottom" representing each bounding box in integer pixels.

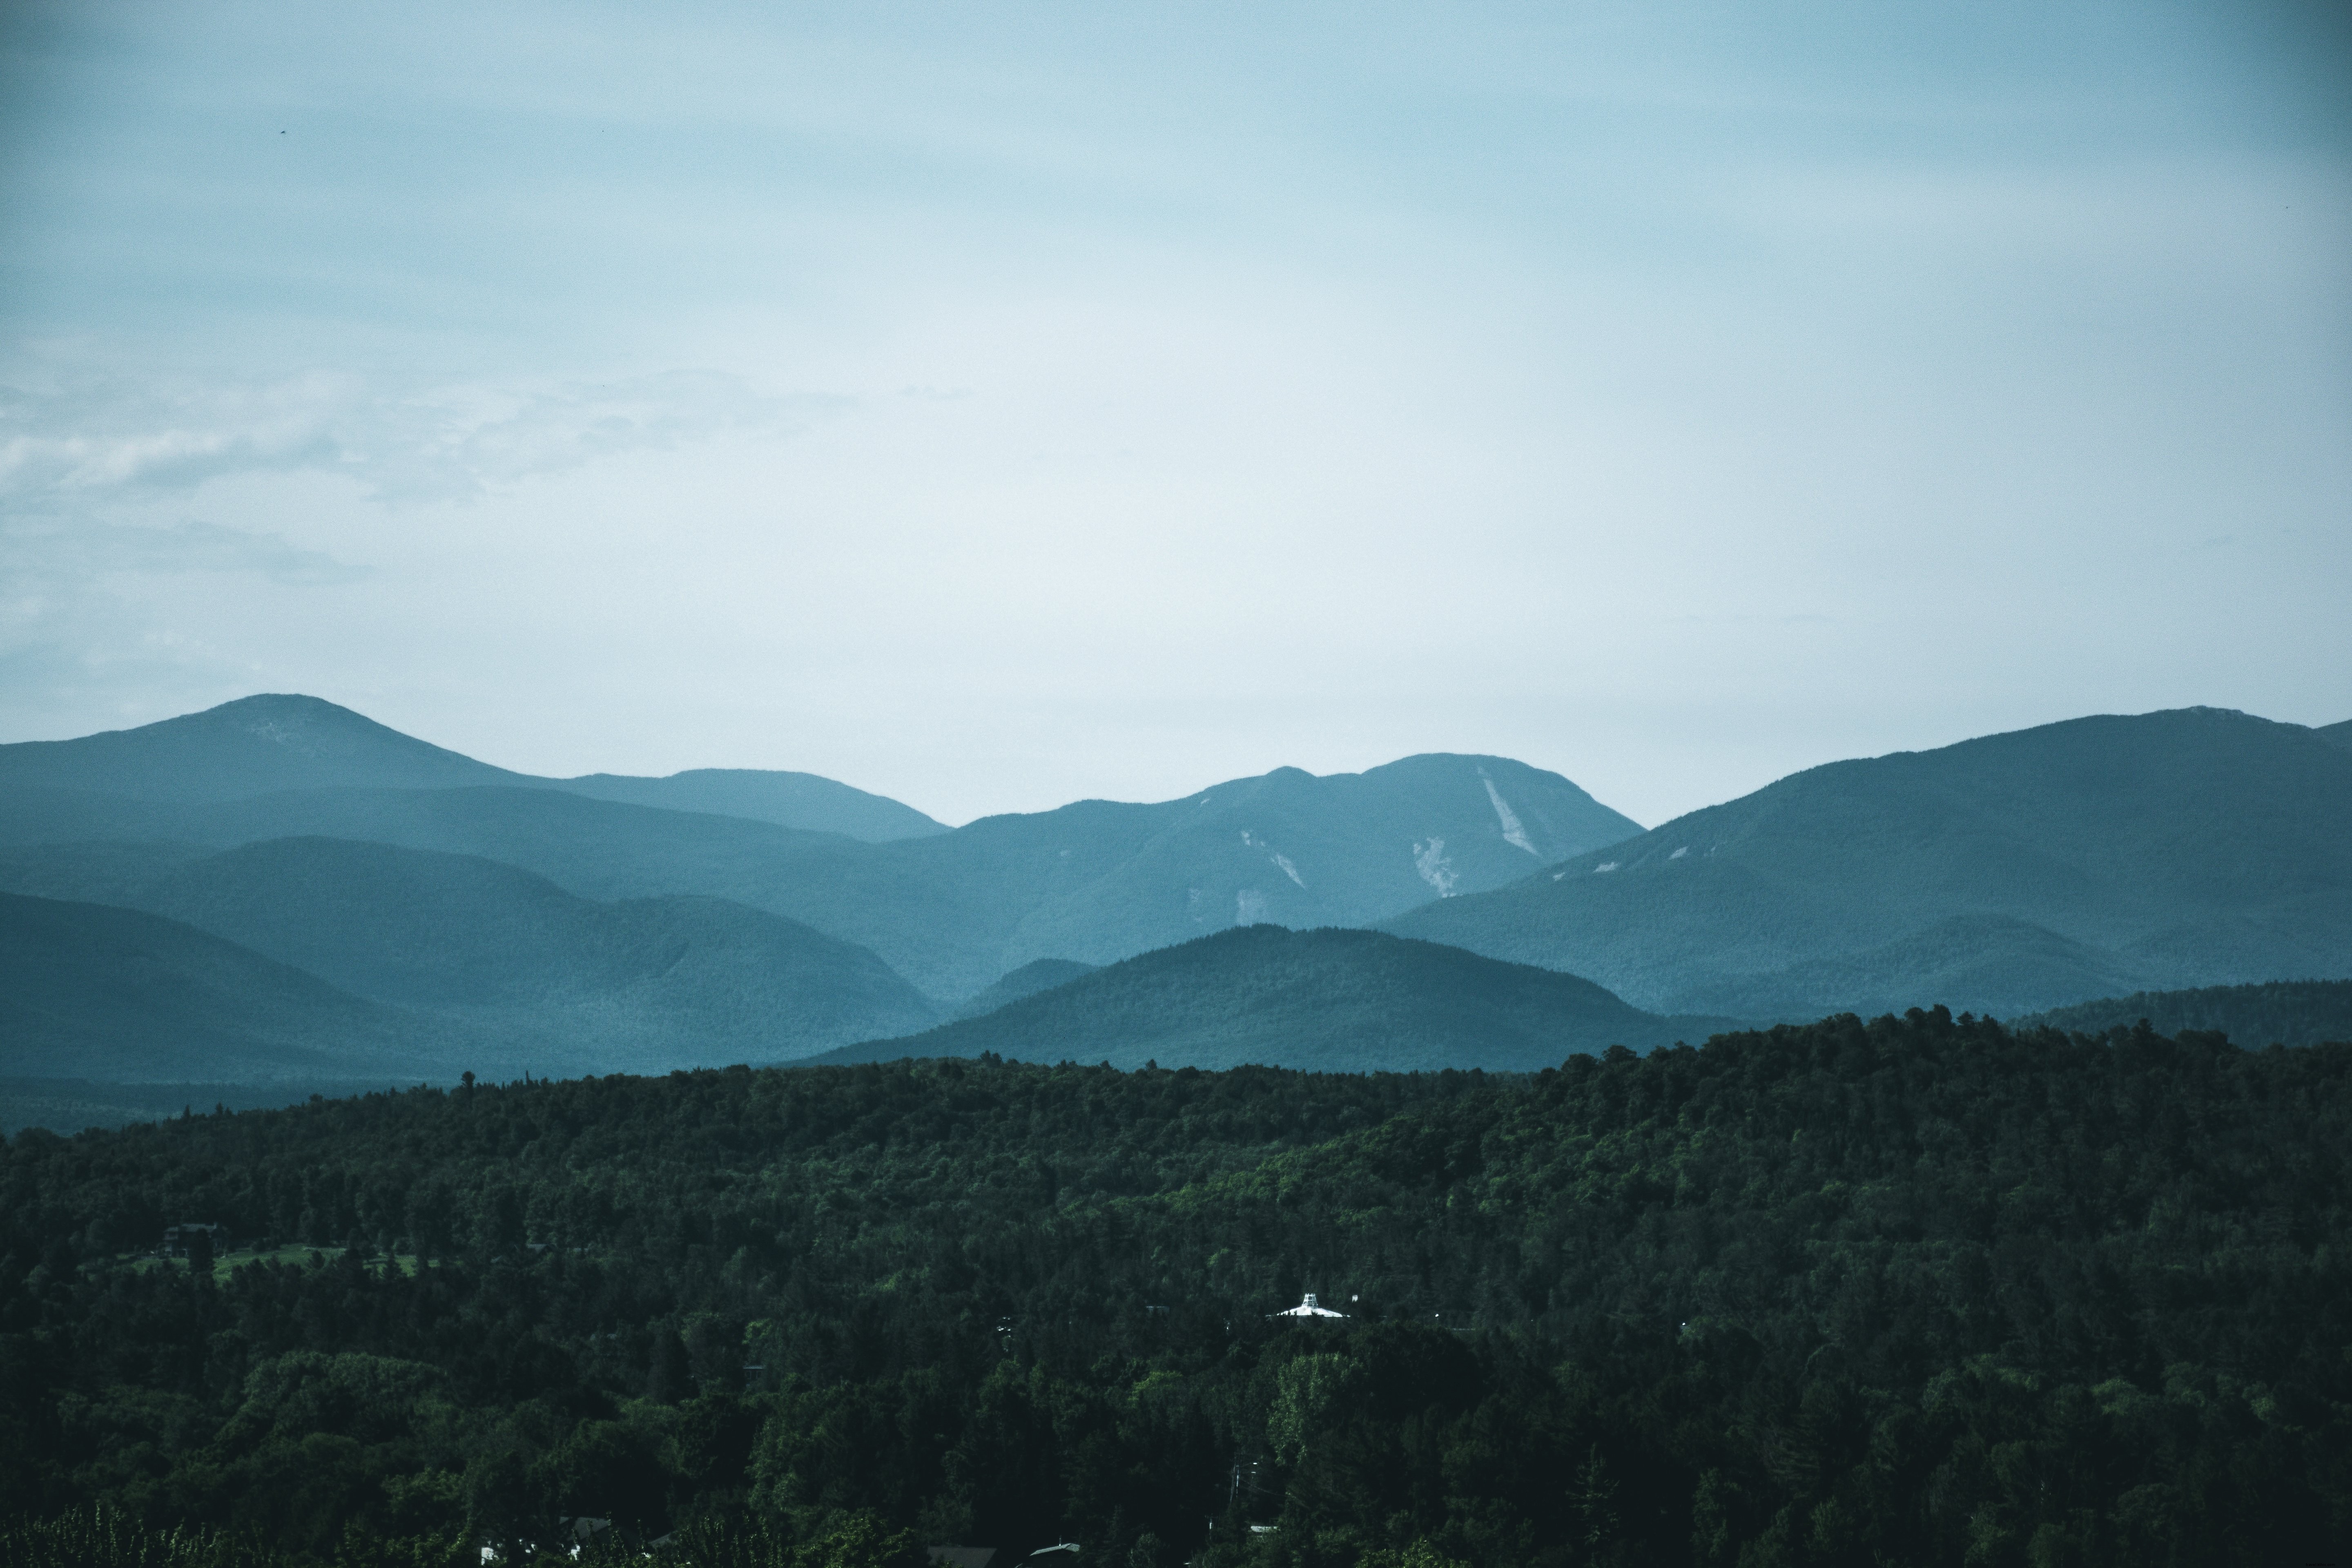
[
  {"left": 0, "top": 1013, "right": 2343, "bottom": 1565},
  {"left": 805, "top": 926, "right": 1728, "bottom": 1071},
  {"left": 950, "top": 957, "right": 1098, "bottom": 1018},
  {"left": 0, "top": 837, "right": 939, "bottom": 1078},
  {"left": 2013, "top": 977, "right": 2352, "bottom": 1047},
  {"left": 0, "top": 892, "right": 454, "bottom": 1082},
  {"left": 1390, "top": 707, "right": 2352, "bottom": 1017}
]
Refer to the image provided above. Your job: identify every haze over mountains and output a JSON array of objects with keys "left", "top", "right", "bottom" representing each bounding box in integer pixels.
[
  {"left": 2, "top": 693, "right": 2347, "bottom": 1113},
  {"left": 1391, "top": 707, "right": 2352, "bottom": 1019},
  {"left": 0, "top": 695, "right": 1639, "bottom": 998}
]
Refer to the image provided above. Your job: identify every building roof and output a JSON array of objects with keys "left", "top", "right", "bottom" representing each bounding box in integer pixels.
[{"left": 1273, "top": 1292, "right": 1346, "bottom": 1318}]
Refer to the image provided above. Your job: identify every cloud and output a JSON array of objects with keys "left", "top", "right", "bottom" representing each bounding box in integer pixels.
[
  {"left": 0, "top": 519, "right": 371, "bottom": 587},
  {"left": 0, "top": 367, "right": 837, "bottom": 510}
]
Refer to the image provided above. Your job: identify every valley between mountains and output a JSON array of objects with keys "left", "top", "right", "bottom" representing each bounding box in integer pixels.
[{"left": 2, "top": 694, "right": 2348, "bottom": 1123}]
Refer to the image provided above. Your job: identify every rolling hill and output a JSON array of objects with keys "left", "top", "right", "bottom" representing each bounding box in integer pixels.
[
  {"left": 0, "top": 892, "right": 454, "bottom": 1083},
  {"left": 1388, "top": 707, "right": 2352, "bottom": 1018},
  {"left": 797, "top": 925, "right": 1735, "bottom": 1073},
  {"left": 2013, "top": 978, "right": 2352, "bottom": 1048},
  {"left": 1, "top": 837, "right": 942, "bottom": 1075}
]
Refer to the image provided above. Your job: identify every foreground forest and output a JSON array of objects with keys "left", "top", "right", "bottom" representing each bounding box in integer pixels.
[{"left": 2, "top": 1012, "right": 2347, "bottom": 1566}]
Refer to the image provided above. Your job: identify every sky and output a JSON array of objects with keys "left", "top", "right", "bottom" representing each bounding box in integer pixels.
[{"left": 2, "top": 1, "right": 2347, "bottom": 827}]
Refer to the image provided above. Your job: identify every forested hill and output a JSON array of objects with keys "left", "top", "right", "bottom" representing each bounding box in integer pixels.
[
  {"left": 2, "top": 1012, "right": 2347, "bottom": 1566},
  {"left": 2012, "top": 977, "right": 2352, "bottom": 1048},
  {"left": 800, "top": 926, "right": 1730, "bottom": 1071}
]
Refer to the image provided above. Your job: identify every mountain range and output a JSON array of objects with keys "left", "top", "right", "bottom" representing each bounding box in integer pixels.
[
  {"left": 1389, "top": 707, "right": 2352, "bottom": 1018},
  {"left": 3, "top": 694, "right": 2347, "bottom": 1107},
  {"left": 0, "top": 695, "right": 1642, "bottom": 998}
]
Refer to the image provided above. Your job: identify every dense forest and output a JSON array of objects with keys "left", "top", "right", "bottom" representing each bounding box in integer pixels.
[{"left": 3, "top": 1010, "right": 2347, "bottom": 1566}]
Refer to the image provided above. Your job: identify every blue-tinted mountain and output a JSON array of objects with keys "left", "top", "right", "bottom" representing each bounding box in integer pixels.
[
  {"left": 0, "top": 892, "right": 452, "bottom": 1083},
  {"left": 0, "top": 837, "right": 941, "bottom": 1075},
  {"left": 1, "top": 744, "right": 1641, "bottom": 999},
  {"left": 2318, "top": 718, "right": 2352, "bottom": 753},
  {"left": 1388, "top": 708, "right": 2352, "bottom": 1018},
  {"left": 555, "top": 769, "right": 946, "bottom": 839},
  {"left": 952, "top": 958, "right": 1098, "bottom": 1019},
  {"left": 798, "top": 925, "right": 1734, "bottom": 1073},
  {"left": 0, "top": 694, "right": 943, "bottom": 842},
  {"left": 0, "top": 695, "right": 517, "bottom": 802},
  {"left": 2013, "top": 979, "right": 2352, "bottom": 1048}
]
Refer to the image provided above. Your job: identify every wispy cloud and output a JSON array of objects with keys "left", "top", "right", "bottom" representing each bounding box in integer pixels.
[{"left": 0, "top": 368, "right": 837, "bottom": 509}]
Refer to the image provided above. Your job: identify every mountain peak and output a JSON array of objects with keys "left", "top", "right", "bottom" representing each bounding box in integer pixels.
[{"left": 0, "top": 692, "right": 518, "bottom": 803}]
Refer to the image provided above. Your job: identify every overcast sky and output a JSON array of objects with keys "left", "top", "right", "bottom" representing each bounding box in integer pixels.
[{"left": 2, "top": 2, "right": 2347, "bottom": 826}]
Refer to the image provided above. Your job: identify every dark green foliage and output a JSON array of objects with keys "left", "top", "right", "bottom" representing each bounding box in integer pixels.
[
  {"left": 1392, "top": 707, "right": 2352, "bottom": 1018},
  {"left": 0, "top": 1504, "right": 255, "bottom": 1568},
  {"left": 806, "top": 927, "right": 1732, "bottom": 1071},
  {"left": 2014, "top": 977, "right": 2352, "bottom": 1047},
  {"left": 2, "top": 1012, "right": 2347, "bottom": 1565}
]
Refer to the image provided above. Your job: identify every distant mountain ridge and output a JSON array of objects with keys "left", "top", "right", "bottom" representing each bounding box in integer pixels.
[
  {"left": 555, "top": 768, "right": 946, "bottom": 840},
  {"left": 0, "top": 694, "right": 947, "bottom": 841},
  {"left": 0, "top": 703, "right": 1645, "bottom": 997},
  {"left": 1388, "top": 707, "right": 2352, "bottom": 1018},
  {"left": 798, "top": 925, "right": 1735, "bottom": 1073}
]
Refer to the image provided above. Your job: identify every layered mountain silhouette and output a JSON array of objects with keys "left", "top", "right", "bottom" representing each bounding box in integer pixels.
[
  {"left": 0, "top": 698, "right": 1643, "bottom": 998},
  {"left": 9, "top": 694, "right": 2345, "bottom": 1102},
  {"left": 797, "top": 925, "right": 1734, "bottom": 1073},
  {"left": 0, "top": 694, "right": 945, "bottom": 841},
  {"left": 1389, "top": 708, "right": 2352, "bottom": 1018},
  {"left": 0, "top": 837, "right": 940, "bottom": 1078}
]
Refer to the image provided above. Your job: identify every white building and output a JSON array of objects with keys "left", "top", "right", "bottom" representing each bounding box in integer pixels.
[{"left": 1273, "top": 1292, "right": 1346, "bottom": 1318}]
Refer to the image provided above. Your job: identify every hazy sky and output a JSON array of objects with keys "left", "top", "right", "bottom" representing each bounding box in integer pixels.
[{"left": 3, "top": 2, "right": 2347, "bottom": 826}]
